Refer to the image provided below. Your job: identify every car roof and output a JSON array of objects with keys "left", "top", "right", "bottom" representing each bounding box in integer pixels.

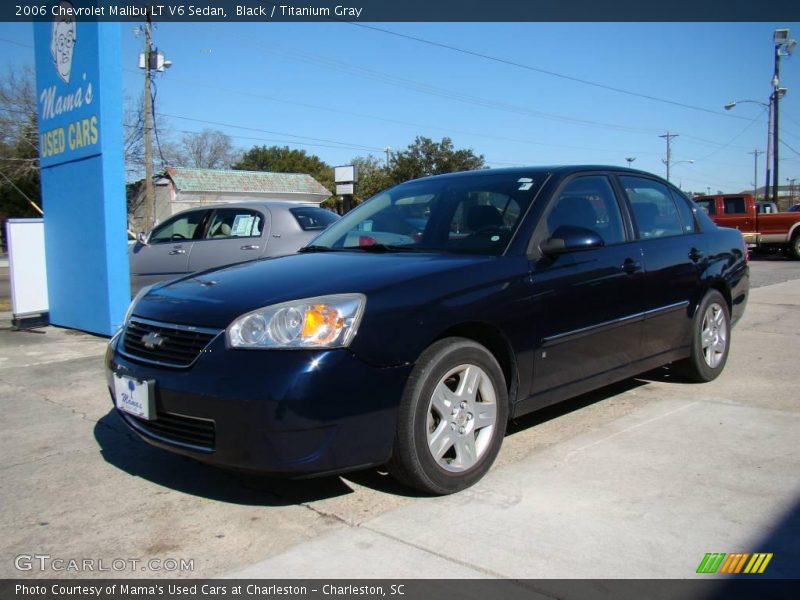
[{"left": 407, "top": 165, "right": 662, "bottom": 183}]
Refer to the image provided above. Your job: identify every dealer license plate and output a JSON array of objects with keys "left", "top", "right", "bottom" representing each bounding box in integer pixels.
[{"left": 113, "top": 374, "right": 154, "bottom": 420}]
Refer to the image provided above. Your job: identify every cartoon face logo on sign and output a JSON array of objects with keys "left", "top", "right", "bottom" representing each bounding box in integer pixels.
[{"left": 50, "top": 1, "right": 76, "bottom": 84}]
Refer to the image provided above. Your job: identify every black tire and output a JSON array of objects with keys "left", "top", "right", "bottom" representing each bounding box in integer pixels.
[
  {"left": 790, "top": 234, "right": 800, "bottom": 261},
  {"left": 673, "top": 290, "right": 731, "bottom": 383},
  {"left": 388, "top": 337, "right": 508, "bottom": 495}
]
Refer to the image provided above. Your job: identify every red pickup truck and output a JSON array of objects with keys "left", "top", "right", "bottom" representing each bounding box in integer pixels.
[{"left": 694, "top": 194, "right": 800, "bottom": 259}]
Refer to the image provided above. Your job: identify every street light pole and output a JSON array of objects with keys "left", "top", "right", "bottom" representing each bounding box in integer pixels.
[{"left": 724, "top": 99, "right": 772, "bottom": 202}]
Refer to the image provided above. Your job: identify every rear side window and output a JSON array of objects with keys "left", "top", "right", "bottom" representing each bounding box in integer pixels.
[
  {"left": 670, "top": 189, "right": 698, "bottom": 234},
  {"left": 290, "top": 207, "right": 339, "bottom": 231},
  {"left": 695, "top": 198, "right": 716, "bottom": 215},
  {"left": 206, "top": 209, "right": 263, "bottom": 239},
  {"left": 620, "top": 176, "right": 684, "bottom": 239},
  {"left": 723, "top": 197, "right": 746, "bottom": 214}
]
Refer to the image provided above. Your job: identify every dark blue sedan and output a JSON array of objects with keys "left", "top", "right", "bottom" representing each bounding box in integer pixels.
[{"left": 106, "top": 166, "right": 749, "bottom": 494}]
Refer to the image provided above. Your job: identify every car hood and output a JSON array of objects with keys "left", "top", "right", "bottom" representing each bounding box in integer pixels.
[{"left": 130, "top": 251, "right": 496, "bottom": 329}]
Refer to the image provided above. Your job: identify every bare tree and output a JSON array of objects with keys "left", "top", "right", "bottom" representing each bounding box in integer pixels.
[
  {"left": 174, "top": 128, "right": 239, "bottom": 169},
  {"left": 0, "top": 66, "right": 39, "bottom": 180}
]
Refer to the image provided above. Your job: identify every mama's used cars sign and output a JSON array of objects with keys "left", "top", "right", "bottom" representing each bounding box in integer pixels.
[
  {"left": 36, "top": 2, "right": 101, "bottom": 166},
  {"left": 33, "top": 1, "right": 130, "bottom": 336}
]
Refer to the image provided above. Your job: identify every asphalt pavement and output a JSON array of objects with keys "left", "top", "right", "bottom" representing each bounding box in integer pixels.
[{"left": 0, "top": 261, "right": 798, "bottom": 582}]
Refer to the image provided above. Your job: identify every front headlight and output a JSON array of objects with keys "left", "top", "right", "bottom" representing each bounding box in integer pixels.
[{"left": 227, "top": 294, "right": 366, "bottom": 349}]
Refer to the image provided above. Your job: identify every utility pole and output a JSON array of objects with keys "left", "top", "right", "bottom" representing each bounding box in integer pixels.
[
  {"left": 765, "top": 96, "right": 774, "bottom": 203},
  {"left": 772, "top": 28, "right": 796, "bottom": 204},
  {"left": 383, "top": 146, "right": 392, "bottom": 168},
  {"left": 749, "top": 149, "right": 765, "bottom": 200},
  {"left": 659, "top": 132, "right": 678, "bottom": 182},
  {"left": 772, "top": 42, "right": 781, "bottom": 204},
  {"left": 142, "top": 10, "right": 154, "bottom": 231}
]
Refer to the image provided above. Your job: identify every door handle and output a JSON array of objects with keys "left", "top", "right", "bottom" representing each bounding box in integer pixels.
[
  {"left": 689, "top": 248, "right": 704, "bottom": 262},
  {"left": 168, "top": 249, "right": 186, "bottom": 255},
  {"left": 622, "top": 259, "right": 642, "bottom": 274},
  {"left": 240, "top": 245, "right": 260, "bottom": 250}
]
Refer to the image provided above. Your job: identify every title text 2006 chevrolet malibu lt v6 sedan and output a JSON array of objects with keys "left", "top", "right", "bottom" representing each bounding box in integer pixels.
[{"left": 106, "top": 166, "right": 749, "bottom": 494}]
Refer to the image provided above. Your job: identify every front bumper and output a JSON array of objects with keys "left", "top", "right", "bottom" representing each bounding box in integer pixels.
[{"left": 105, "top": 332, "right": 412, "bottom": 476}]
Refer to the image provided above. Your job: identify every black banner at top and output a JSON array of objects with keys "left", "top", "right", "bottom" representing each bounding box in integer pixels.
[{"left": 3, "top": 0, "right": 800, "bottom": 23}]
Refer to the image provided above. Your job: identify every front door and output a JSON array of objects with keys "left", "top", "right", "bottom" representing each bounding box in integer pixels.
[
  {"left": 129, "top": 209, "right": 210, "bottom": 292},
  {"left": 528, "top": 174, "right": 645, "bottom": 397}
]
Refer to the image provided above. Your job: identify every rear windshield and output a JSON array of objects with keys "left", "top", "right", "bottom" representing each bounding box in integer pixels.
[{"left": 290, "top": 207, "right": 340, "bottom": 231}]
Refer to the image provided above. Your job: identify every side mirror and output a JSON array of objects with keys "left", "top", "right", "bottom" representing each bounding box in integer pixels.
[
  {"left": 136, "top": 232, "right": 150, "bottom": 246},
  {"left": 540, "top": 225, "right": 604, "bottom": 256}
]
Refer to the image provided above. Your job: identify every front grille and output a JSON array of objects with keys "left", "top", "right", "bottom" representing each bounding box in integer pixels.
[
  {"left": 122, "top": 318, "right": 220, "bottom": 367},
  {"left": 124, "top": 410, "right": 216, "bottom": 451}
]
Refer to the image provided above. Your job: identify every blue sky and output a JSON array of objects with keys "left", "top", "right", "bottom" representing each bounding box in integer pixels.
[{"left": 2, "top": 21, "right": 800, "bottom": 194}]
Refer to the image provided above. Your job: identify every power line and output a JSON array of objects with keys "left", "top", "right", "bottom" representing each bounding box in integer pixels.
[
  {"left": 143, "top": 70, "right": 666, "bottom": 157},
  {"left": 780, "top": 139, "right": 800, "bottom": 157},
  {"left": 263, "top": 44, "right": 659, "bottom": 135},
  {"left": 159, "top": 113, "right": 386, "bottom": 153},
  {"left": 0, "top": 37, "right": 32, "bottom": 48},
  {"left": 0, "top": 168, "right": 43, "bottom": 215},
  {"left": 344, "top": 22, "right": 754, "bottom": 122}
]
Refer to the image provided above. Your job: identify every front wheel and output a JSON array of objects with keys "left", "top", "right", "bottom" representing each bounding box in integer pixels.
[
  {"left": 389, "top": 337, "right": 508, "bottom": 495},
  {"left": 674, "top": 290, "right": 730, "bottom": 382}
]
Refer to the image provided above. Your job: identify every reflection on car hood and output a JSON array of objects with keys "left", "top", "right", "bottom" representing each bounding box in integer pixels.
[{"left": 131, "top": 251, "right": 495, "bottom": 328}]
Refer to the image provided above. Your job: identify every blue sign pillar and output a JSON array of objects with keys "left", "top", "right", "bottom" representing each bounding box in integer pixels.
[{"left": 33, "top": 12, "right": 130, "bottom": 336}]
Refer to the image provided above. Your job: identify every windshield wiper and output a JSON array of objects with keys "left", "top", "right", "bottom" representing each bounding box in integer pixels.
[{"left": 298, "top": 245, "right": 337, "bottom": 253}]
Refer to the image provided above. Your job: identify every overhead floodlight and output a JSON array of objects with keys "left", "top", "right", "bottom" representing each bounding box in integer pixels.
[{"left": 774, "top": 28, "right": 790, "bottom": 45}]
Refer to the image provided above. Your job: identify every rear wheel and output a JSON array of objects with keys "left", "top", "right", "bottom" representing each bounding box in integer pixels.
[
  {"left": 790, "top": 233, "right": 800, "bottom": 260},
  {"left": 389, "top": 337, "right": 508, "bottom": 495},
  {"left": 674, "top": 290, "right": 730, "bottom": 382}
]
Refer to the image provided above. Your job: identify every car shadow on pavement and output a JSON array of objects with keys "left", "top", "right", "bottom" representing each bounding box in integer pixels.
[
  {"left": 506, "top": 378, "right": 650, "bottom": 435},
  {"left": 93, "top": 410, "right": 357, "bottom": 506}
]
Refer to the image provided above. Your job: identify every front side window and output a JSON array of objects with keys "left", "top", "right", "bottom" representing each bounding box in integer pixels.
[
  {"left": 309, "top": 172, "right": 543, "bottom": 255},
  {"left": 149, "top": 210, "right": 207, "bottom": 244},
  {"left": 620, "top": 176, "right": 684, "bottom": 239},
  {"left": 205, "top": 209, "right": 263, "bottom": 239},
  {"left": 544, "top": 175, "right": 625, "bottom": 245}
]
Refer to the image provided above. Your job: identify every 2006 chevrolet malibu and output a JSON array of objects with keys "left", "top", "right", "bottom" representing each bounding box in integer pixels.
[{"left": 106, "top": 166, "right": 749, "bottom": 494}]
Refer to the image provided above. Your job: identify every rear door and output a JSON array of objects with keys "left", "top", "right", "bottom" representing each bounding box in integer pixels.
[
  {"left": 528, "top": 173, "right": 645, "bottom": 396},
  {"left": 618, "top": 175, "right": 706, "bottom": 359},
  {"left": 187, "top": 207, "right": 270, "bottom": 273}
]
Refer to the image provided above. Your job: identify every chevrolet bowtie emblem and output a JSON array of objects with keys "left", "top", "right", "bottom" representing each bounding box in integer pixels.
[{"left": 141, "top": 332, "right": 167, "bottom": 350}]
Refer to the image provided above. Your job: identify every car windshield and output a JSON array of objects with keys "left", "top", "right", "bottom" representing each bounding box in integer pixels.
[{"left": 309, "top": 172, "right": 543, "bottom": 255}]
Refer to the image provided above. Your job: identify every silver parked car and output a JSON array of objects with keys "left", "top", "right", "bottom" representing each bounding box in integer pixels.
[{"left": 129, "top": 201, "right": 339, "bottom": 293}]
